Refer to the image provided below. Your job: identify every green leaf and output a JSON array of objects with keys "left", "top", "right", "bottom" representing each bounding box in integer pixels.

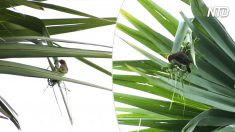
[
  {"left": 115, "top": 0, "right": 235, "bottom": 131},
  {"left": 118, "top": 38, "right": 168, "bottom": 67},
  {"left": 0, "top": 21, "right": 115, "bottom": 37},
  {"left": 0, "top": 60, "right": 111, "bottom": 91},
  {"left": 189, "top": 34, "right": 197, "bottom": 67},
  {"left": 0, "top": 0, "right": 44, "bottom": 9},
  {"left": 182, "top": 109, "right": 235, "bottom": 132},
  {"left": 138, "top": 0, "right": 178, "bottom": 36},
  {"left": 189, "top": 0, "right": 208, "bottom": 17},
  {"left": 190, "top": 0, "right": 235, "bottom": 61},
  {"left": 118, "top": 118, "right": 187, "bottom": 131},
  {"left": 181, "top": 0, "right": 190, "bottom": 5},
  {"left": 120, "top": 10, "right": 171, "bottom": 53},
  {"left": 114, "top": 74, "right": 210, "bottom": 110},
  {"left": 32, "top": 1, "right": 96, "bottom": 18},
  {"left": 0, "top": 23, "right": 40, "bottom": 37},
  {"left": 14, "top": 0, "right": 43, "bottom": 10},
  {"left": 115, "top": 93, "right": 202, "bottom": 119},
  {"left": 43, "top": 17, "right": 116, "bottom": 35},
  {"left": 117, "top": 113, "right": 165, "bottom": 119},
  {"left": 216, "top": 125, "right": 235, "bottom": 132},
  {"left": 131, "top": 128, "right": 170, "bottom": 132},
  {"left": 180, "top": 12, "right": 235, "bottom": 81},
  {"left": 119, "top": 118, "right": 216, "bottom": 131},
  {"left": 0, "top": 96, "right": 20, "bottom": 130},
  {"left": 113, "top": 60, "right": 162, "bottom": 74},
  {"left": 184, "top": 74, "right": 235, "bottom": 98},
  {"left": 143, "top": 72, "right": 235, "bottom": 113},
  {"left": 77, "top": 57, "right": 111, "bottom": 76},
  {"left": 117, "top": 23, "right": 172, "bottom": 54},
  {"left": 47, "top": 22, "right": 114, "bottom": 35},
  {"left": 2, "top": 36, "right": 112, "bottom": 48},
  {"left": 0, "top": 9, "right": 46, "bottom": 35},
  {"left": 116, "top": 107, "right": 163, "bottom": 116},
  {"left": 0, "top": 44, "right": 111, "bottom": 58},
  {"left": 171, "top": 22, "right": 188, "bottom": 53},
  {"left": 43, "top": 17, "right": 116, "bottom": 26}
]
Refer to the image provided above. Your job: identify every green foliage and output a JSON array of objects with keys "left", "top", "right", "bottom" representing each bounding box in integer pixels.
[
  {"left": 0, "top": 0, "right": 115, "bottom": 129},
  {"left": 113, "top": 0, "right": 235, "bottom": 131}
]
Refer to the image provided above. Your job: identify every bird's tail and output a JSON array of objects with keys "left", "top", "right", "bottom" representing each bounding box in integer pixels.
[{"left": 186, "top": 65, "right": 191, "bottom": 73}]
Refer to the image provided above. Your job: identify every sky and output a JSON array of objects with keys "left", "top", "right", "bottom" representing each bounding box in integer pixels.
[
  {"left": 113, "top": 0, "right": 235, "bottom": 131},
  {"left": 0, "top": 0, "right": 123, "bottom": 132}
]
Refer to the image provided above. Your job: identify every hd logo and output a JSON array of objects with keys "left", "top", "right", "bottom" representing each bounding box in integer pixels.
[{"left": 207, "top": 6, "right": 230, "bottom": 18}]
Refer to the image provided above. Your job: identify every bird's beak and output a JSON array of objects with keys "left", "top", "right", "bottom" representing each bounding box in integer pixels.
[{"left": 166, "top": 54, "right": 170, "bottom": 59}]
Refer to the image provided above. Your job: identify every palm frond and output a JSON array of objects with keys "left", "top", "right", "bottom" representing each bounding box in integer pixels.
[
  {"left": 0, "top": 1, "right": 116, "bottom": 128},
  {"left": 114, "top": 0, "right": 235, "bottom": 131}
]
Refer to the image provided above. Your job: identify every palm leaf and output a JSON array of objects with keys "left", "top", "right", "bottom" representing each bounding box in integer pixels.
[
  {"left": 0, "top": 44, "right": 111, "bottom": 58},
  {"left": 0, "top": 1, "right": 116, "bottom": 128},
  {"left": 0, "top": 96, "right": 20, "bottom": 130},
  {"left": 114, "top": 0, "right": 235, "bottom": 131}
]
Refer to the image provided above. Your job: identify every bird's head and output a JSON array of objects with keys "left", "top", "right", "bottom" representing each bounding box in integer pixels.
[
  {"left": 167, "top": 54, "right": 174, "bottom": 62},
  {"left": 59, "top": 59, "right": 66, "bottom": 64}
]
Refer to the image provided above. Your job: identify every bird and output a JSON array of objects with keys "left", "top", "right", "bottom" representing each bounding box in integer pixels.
[
  {"left": 47, "top": 59, "right": 68, "bottom": 87},
  {"left": 168, "top": 52, "right": 192, "bottom": 73},
  {"left": 58, "top": 59, "right": 68, "bottom": 74}
]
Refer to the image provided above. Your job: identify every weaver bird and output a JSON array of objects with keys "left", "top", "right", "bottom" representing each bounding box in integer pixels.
[
  {"left": 47, "top": 59, "right": 68, "bottom": 86},
  {"left": 58, "top": 59, "right": 68, "bottom": 74},
  {"left": 168, "top": 52, "right": 192, "bottom": 73}
]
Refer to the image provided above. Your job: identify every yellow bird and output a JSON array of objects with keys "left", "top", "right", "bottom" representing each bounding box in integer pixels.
[
  {"left": 58, "top": 59, "right": 68, "bottom": 74},
  {"left": 47, "top": 59, "right": 68, "bottom": 86}
]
